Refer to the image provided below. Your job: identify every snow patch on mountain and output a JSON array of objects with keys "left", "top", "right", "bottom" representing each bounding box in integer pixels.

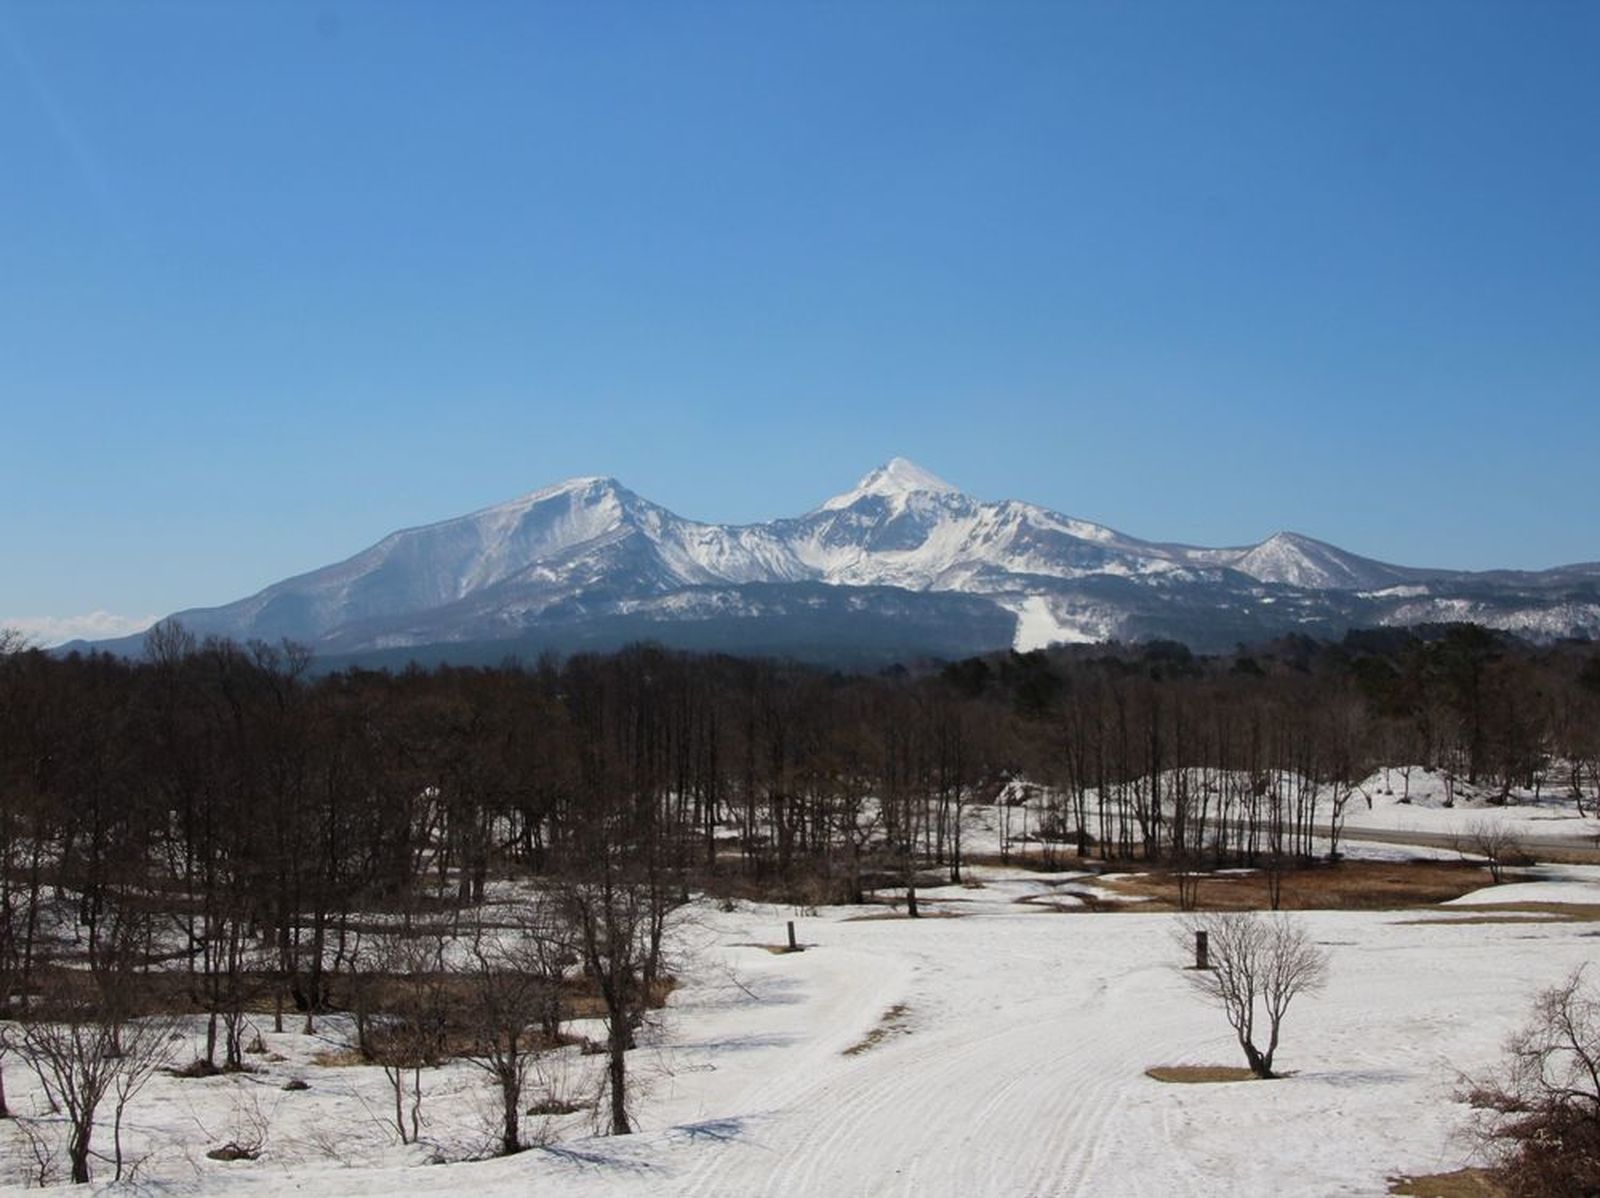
[
  {"left": 1007, "top": 595, "right": 1117, "bottom": 651},
  {"left": 1381, "top": 598, "right": 1600, "bottom": 640}
]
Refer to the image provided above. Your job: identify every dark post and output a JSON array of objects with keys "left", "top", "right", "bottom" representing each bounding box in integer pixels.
[
  {"left": 787, "top": 920, "right": 798, "bottom": 952},
  {"left": 1194, "top": 930, "right": 1209, "bottom": 970}
]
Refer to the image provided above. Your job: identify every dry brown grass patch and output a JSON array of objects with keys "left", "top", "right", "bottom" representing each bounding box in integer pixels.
[
  {"left": 842, "top": 910, "right": 966, "bottom": 922},
  {"left": 1387, "top": 1167, "right": 1503, "bottom": 1196},
  {"left": 1144, "top": 1064, "right": 1257, "bottom": 1084},
  {"left": 842, "top": 1004, "right": 910, "bottom": 1056},
  {"left": 1394, "top": 901, "right": 1600, "bottom": 926},
  {"left": 310, "top": 1046, "right": 369, "bottom": 1068},
  {"left": 1101, "top": 860, "right": 1491, "bottom": 912}
]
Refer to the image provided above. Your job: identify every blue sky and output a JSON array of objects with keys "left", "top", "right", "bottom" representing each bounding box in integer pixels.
[{"left": 3, "top": 0, "right": 1597, "bottom": 639}]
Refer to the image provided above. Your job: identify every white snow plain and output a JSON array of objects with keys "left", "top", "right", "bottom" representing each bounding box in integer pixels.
[{"left": 4, "top": 849, "right": 1597, "bottom": 1197}]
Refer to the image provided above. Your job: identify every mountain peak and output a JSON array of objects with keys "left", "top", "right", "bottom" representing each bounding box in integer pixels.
[
  {"left": 539, "top": 474, "right": 622, "bottom": 497},
  {"left": 488, "top": 474, "right": 626, "bottom": 512},
  {"left": 818, "top": 457, "right": 961, "bottom": 511}
]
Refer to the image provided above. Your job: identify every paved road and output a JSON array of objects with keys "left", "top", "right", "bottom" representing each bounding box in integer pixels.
[{"left": 1338, "top": 822, "right": 1600, "bottom": 862}]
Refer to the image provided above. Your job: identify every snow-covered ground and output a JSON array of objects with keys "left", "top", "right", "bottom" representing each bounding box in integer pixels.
[
  {"left": 983, "top": 766, "right": 1600, "bottom": 862},
  {"left": 5, "top": 861, "right": 1597, "bottom": 1197},
  {"left": 1341, "top": 770, "right": 1598, "bottom": 843},
  {"left": 1442, "top": 862, "right": 1600, "bottom": 907}
]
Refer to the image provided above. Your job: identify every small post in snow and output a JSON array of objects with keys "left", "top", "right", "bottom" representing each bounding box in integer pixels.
[
  {"left": 1194, "top": 930, "right": 1210, "bottom": 971},
  {"left": 786, "top": 920, "right": 799, "bottom": 952}
]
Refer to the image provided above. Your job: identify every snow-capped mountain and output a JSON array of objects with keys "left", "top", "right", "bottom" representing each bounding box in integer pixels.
[{"left": 80, "top": 459, "right": 1600, "bottom": 663}]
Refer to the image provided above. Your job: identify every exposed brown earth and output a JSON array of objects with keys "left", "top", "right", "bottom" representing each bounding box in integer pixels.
[
  {"left": 1096, "top": 859, "right": 1494, "bottom": 912},
  {"left": 1144, "top": 1065, "right": 1257, "bottom": 1084},
  {"left": 1393, "top": 901, "right": 1600, "bottom": 925},
  {"left": 842, "top": 1003, "right": 911, "bottom": 1056},
  {"left": 1387, "top": 1167, "right": 1503, "bottom": 1197}
]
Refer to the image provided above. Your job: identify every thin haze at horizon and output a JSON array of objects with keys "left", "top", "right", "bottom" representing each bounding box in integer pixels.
[{"left": 2, "top": 1, "right": 1597, "bottom": 641}]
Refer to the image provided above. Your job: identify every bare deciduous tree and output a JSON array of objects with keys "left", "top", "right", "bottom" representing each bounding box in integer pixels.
[
  {"left": 560, "top": 853, "right": 679, "bottom": 1137},
  {"left": 1453, "top": 819, "right": 1531, "bottom": 884},
  {"left": 365, "top": 925, "right": 453, "bottom": 1146},
  {"left": 0, "top": 1023, "right": 14, "bottom": 1121},
  {"left": 18, "top": 979, "right": 175, "bottom": 1183},
  {"left": 1461, "top": 967, "right": 1600, "bottom": 1196},
  {"left": 458, "top": 899, "right": 570, "bottom": 1155},
  {"left": 1177, "top": 911, "right": 1329, "bottom": 1079}
]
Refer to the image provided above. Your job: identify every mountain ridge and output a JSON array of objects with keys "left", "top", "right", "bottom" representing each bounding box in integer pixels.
[{"left": 72, "top": 459, "right": 1600, "bottom": 663}]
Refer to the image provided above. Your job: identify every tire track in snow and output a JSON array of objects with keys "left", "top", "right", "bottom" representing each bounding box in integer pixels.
[
  {"left": 764, "top": 998, "right": 1060, "bottom": 1195},
  {"left": 672, "top": 942, "right": 915, "bottom": 1198},
  {"left": 676, "top": 915, "right": 1214, "bottom": 1197},
  {"left": 686, "top": 932, "right": 1119, "bottom": 1196},
  {"left": 1019, "top": 961, "right": 1218, "bottom": 1198}
]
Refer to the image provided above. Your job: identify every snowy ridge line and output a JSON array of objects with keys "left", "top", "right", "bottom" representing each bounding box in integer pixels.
[{"left": 70, "top": 458, "right": 1600, "bottom": 659}]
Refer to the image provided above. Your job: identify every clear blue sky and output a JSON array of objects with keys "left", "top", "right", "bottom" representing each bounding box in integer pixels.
[{"left": 3, "top": 0, "right": 1597, "bottom": 640}]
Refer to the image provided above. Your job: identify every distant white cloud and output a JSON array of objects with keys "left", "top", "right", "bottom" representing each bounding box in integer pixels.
[{"left": 0, "top": 611, "right": 158, "bottom": 648}]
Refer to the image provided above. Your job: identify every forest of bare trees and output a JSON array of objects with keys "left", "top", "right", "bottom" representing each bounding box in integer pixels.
[{"left": 0, "top": 621, "right": 1597, "bottom": 1175}]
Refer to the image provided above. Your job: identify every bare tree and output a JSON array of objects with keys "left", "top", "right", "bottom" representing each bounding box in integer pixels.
[
  {"left": 1172, "top": 846, "right": 1202, "bottom": 912},
  {"left": 458, "top": 899, "right": 570, "bottom": 1155},
  {"left": 17, "top": 978, "right": 175, "bottom": 1183},
  {"left": 564, "top": 871, "right": 645, "bottom": 1136},
  {"left": 1461, "top": 967, "right": 1600, "bottom": 1196},
  {"left": 1454, "top": 819, "right": 1532, "bottom": 885},
  {"left": 1177, "top": 911, "right": 1329, "bottom": 1079},
  {"left": 560, "top": 853, "right": 678, "bottom": 1137},
  {"left": 0, "top": 1023, "right": 13, "bottom": 1120},
  {"left": 374, "top": 926, "right": 453, "bottom": 1147},
  {"left": 0, "top": 853, "right": 31, "bottom": 1118}
]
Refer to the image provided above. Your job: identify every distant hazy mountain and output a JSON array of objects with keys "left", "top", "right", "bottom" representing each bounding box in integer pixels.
[{"left": 77, "top": 458, "right": 1600, "bottom": 664}]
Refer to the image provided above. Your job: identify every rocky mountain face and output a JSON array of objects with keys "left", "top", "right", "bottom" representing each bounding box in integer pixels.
[{"left": 81, "top": 459, "right": 1600, "bottom": 664}]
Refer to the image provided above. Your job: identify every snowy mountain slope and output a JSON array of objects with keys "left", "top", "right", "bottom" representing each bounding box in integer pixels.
[
  {"left": 1211, "top": 531, "right": 1411, "bottom": 590},
  {"left": 815, "top": 456, "right": 962, "bottom": 510},
  {"left": 77, "top": 458, "right": 1600, "bottom": 661}
]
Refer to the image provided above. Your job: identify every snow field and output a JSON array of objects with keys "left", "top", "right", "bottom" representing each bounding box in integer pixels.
[
  {"left": 5, "top": 862, "right": 1597, "bottom": 1196},
  {"left": 979, "top": 766, "right": 1600, "bottom": 863}
]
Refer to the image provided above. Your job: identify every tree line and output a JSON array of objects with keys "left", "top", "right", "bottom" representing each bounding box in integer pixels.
[
  {"left": 2, "top": 622, "right": 1597, "bottom": 982},
  {"left": 0, "top": 621, "right": 1597, "bottom": 1174}
]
